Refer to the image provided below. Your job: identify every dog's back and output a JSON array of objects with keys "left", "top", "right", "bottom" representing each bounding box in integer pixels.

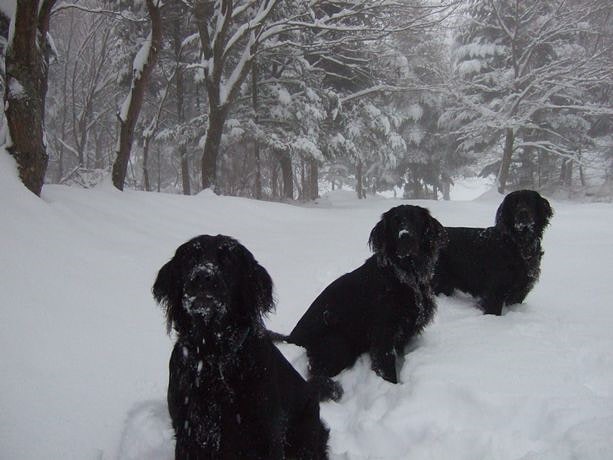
[
  {"left": 434, "top": 226, "right": 497, "bottom": 294},
  {"left": 433, "top": 190, "right": 552, "bottom": 315},
  {"left": 285, "top": 206, "right": 446, "bottom": 399},
  {"left": 434, "top": 225, "right": 536, "bottom": 315},
  {"left": 288, "top": 258, "right": 380, "bottom": 352}
]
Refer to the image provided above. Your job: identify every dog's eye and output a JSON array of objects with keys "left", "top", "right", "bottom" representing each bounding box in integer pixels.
[{"left": 186, "top": 271, "right": 221, "bottom": 290}]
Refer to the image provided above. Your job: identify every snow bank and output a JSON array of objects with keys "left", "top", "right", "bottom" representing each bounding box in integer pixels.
[{"left": 1, "top": 150, "right": 612, "bottom": 459}]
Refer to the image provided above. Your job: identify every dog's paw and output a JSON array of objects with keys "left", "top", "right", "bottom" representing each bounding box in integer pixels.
[
  {"left": 310, "top": 375, "right": 344, "bottom": 402},
  {"left": 374, "top": 366, "right": 398, "bottom": 384},
  {"left": 326, "top": 380, "right": 344, "bottom": 402}
]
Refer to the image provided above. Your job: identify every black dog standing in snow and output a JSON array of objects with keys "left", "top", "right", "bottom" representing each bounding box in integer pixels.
[
  {"left": 153, "top": 235, "right": 329, "bottom": 459},
  {"left": 433, "top": 189, "right": 553, "bottom": 316},
  {"left": 282, "top": 205, "right": 447, "bottom": 401}
]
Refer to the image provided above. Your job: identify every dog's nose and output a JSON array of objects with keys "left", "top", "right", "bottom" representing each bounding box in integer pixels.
[
  {"left": 397, "top": 229, "right": 418, "bottom": 258},
  {"left": 516, "top": 208, "right": 532, "bottom": 224},
  {"left": 398, "top": 228, "right": 413, "bottom": 239}
]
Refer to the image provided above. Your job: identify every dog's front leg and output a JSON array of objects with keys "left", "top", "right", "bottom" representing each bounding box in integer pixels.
[
  {"left": 481, "top": 293, "right": 504, "bottom": 316},
  {"left": 370, "top": 342, "right": 398, "bottom": 384}
]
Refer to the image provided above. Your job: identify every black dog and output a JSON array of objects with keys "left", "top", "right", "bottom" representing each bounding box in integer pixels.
[
  {"left": 282, "top": 205, "right": 446, "bottom": 401},
  {"left": 433, "top": 189, "right": 553, "bottom": 316},
  {"left": 153, "top": 235, "right": 329, "bottom": 459}
]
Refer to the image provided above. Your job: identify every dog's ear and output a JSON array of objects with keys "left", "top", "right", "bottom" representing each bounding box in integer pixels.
[
  {"left": 424, "top": 210, "right": 447, "bottom": 250},
  {"left": 248, "top": 263, "right": 275, "bottom": 314},
  {"left": 220, "top": 241, "right": 275, "bottom": 316},
  {"left": 538, "top": 195, "right": 553, "bottom": 228},
  {"left": 152, "top": 256, "right": 184, "bottom": 334},
  {"left": 368, "top": 215, "right": 387, "bottom": 254},
  {"left": 495, "top": 195, "right": 514, "bottom": 231}
]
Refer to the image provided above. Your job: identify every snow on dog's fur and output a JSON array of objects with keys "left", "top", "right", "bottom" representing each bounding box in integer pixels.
[
  {"left": 280, "top": 205, "right": 447, "bottom": 401},
  {"left": 434, "top": 190, "right": 553, "bottom": 315},
  {"left": 153, "top": 234, "right": 328, "bottom": 459}
]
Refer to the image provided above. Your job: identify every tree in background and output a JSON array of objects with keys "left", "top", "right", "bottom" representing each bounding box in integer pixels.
[
  {"left": 46, "top": 6, "right": 120, "bottom": 183},
  {"left": 192, "top": 0, "right": 280, "bottom": 192},
  {"left": 385, "top": 24, "right": 453, "bottom": 199},
  {"left": 16, "top": 0, "right": 609, "bottom": 200},
  {"left": 443, "top": 0, "right": 613, "bottom": 193},
  {"left": 0, "top": 5, "right": 10, "bottom": 132},
  {"left": 167, "top": 0, "right": 193, "bottom": 195},
  {"left": 308, "top": 0, "right": 460, "bottom": 199},
  {"left": 112, "top": 0, "right": 162, "bottom": 191},
  {"left": 3, "top": 0, "right": 57, "bottom": 196}
]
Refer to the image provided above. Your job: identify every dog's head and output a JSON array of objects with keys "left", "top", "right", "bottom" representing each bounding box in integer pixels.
[
  {"left": 369, "top": 205, "right": 447, "bottom": 276},
  {"left": 152, "top": 235, "right": 274, "bottom": 336},
  {"left": 495, "top": 190, "right": 553, "bottom": 240}
]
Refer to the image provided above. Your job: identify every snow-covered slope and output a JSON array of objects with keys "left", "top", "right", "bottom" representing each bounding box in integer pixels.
[{"left": 1, "top": 151, "right": 612, "bottom": 459}]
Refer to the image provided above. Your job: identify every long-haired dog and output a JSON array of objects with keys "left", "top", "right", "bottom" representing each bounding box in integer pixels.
[
  {"left": 433, "top": 189, "right": 553, "bottom": 316},
  {"left": 153, "top": 235, "right": 329, "bottom": 459},
  {"left": 279, "top": 205, "right": 446, "bottom": 401}
]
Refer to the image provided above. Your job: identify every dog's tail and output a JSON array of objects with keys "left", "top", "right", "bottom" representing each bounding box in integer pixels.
[{"left": 266, "top": 329, "right": 291, "bottom": 343}]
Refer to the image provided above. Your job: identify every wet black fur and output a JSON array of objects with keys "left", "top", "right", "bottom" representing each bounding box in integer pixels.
[
  {"left": 433, "top": 190, "right": 553, "bottom": 316},
  {"left": 284, "top": 205, "right": 447, "bottom": 401},
  {"left": 153, "top": 235, "right": 328, "bottom": 459}
]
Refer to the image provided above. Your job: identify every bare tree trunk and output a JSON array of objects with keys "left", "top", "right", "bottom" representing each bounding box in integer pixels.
[
  {"left": 251, "top": 59, "right": 262, "bottom": 199},
  {"left": 300, "top": 159, "right": 306, "bottom": 200},
  {"left": 201, "top": 108, "right": 226, "bottom": 191},
  {"left": 156, "top": 144, "right": 162, "bottom": 192},
  {"left": 497, "top": 128, "right": 515, "bottom": 194},
  {"left": 254, "top": 145, "right": 262, "bottom": 199},
  {"left": 537, "top": 152, "right": 543, "bottom": 189},
  {"left": 271, "top": 161, "right": 278, "bottom": 198},
  {"left": 560, "top": 159, "right": 573, "bottom": 187},
  {"left": 442, "top": 181, "right": 451, "bottom": 200},
  {"left": 178, "top": 148, "right": 190, "bottom": 194},
  {"left": 356, "top": 160, "right": 366, "bottom": 199},
  {"left": 277, "top": 151, "right": 293, "bottom": 199},
  {"left": 195, "top": 0, "right": 227, "bottom": 192},
  {"left": 143, "top": 137, "right": 151, "bottom": 191},
  {"left": 94, "top": 130, "right": 103, "bottom": 168},
  {"left": 56, "top": 11, "right": 75, "bottom": 181},
  {"left": 412, "top": 173, "right": 421, "bottom": 198},
  {"left": 194, "top": 0, "right": 267, "bottom": 192},
  {"left": 309, "top": 159, "right": 319, "bottom": 200},
  {"left": 4, "top": 0, "right": 57, "bottom": 196},
  {"left": 172, "top": 9, "right": 190, "bottom": 196},
  {"left": 112, "top": 0, "right": 162, "bottom": 191}
]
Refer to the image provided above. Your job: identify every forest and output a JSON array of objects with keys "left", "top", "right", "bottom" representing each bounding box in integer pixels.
[{"left": 1, "top": 0, "right": 612, "bottom": 201}]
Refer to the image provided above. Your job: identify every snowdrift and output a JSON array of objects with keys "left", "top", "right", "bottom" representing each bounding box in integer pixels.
[{"left": 1, "top": 151, "right": 612, "bottom": 459}]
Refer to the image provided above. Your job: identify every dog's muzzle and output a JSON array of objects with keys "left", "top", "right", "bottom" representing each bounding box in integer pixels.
[
  {"left": 397, "top": 229, "right": 419, "bottom": 258},
  {"left": 183, "top": 294, "right": 227, "bottom": 323},
  {"left": 514, "top": 208, "right": 535, "bottom": 232}
]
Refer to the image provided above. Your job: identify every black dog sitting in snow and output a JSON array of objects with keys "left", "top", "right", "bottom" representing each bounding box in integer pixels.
[
  {"left": 281, "top": 205, "right": 446, "bottom": 401},
  {"left": 153, "top": 235, "right": 329, "bottom": 459},
  {"left": 433, "top": 189, "right": 553, "bottom": 316}
]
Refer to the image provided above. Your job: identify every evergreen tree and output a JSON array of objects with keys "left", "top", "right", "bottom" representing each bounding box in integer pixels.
[{"left": 443, "top": 0, "right": 613, "bottom": 193}]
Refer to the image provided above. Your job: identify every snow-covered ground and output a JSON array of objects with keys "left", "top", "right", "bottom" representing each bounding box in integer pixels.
[{"left": 1, "top": 151, "right": 612, "bottom": 460}]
